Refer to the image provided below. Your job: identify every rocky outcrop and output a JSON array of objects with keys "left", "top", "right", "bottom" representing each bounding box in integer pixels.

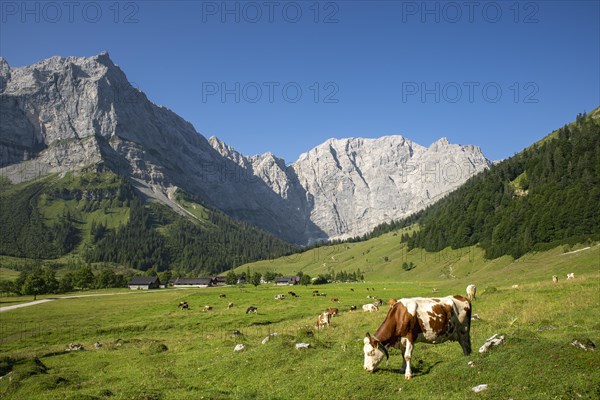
[
  {"left": 211, "top": 135, "right": 491, "bottom": 241},
  {"left": 0, "top": 53, "right": 490, "bottom": 244}
]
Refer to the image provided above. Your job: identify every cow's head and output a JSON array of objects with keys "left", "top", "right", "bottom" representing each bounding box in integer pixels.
[{"left": 363, "top": 333, "right": 389, "bottom": 372}]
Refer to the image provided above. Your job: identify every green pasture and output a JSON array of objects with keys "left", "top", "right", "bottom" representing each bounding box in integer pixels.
[{"left": 1, "top": 244, "right": 599, "bottom": 399}]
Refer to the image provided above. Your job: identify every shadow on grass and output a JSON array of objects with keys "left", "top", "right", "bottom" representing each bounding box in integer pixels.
[{"left": 381, "top": 360, "right": 443, "bottom": 377}]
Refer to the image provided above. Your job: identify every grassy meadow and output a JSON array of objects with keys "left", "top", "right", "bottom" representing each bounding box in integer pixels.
[{"left": 1, "top": 243, "right": 599, "bottom": 399}]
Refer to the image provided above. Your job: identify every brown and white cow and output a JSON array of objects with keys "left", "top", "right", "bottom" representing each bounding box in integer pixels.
[
  {"left": 362, "top": 303, "right": 379, "bottom": 312},
  {"left": 363, "top": 296, "right": 472, "bottom": 380},
  {"left": 316, "top": 311, "right": 331, "bottom": 329},
  {"left": 327, "top": 307, "right": 339, "bottom": 316}
]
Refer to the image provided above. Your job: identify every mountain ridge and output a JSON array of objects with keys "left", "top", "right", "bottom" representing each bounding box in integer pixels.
[
  {"left": 210, "top": 133, "right": 491, "bottom": 241},
  {"left": 1, "top": 52, "right": 491, "bottom": 245}
]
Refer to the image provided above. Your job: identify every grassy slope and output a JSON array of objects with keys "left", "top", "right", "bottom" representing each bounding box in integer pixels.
[
  {"left": 238, "top": 227, "right": 599, "bottom": 289},
  {"left": 0, "top": 245, "right": 598, "bottom": 400},
  {"left": 0, "top": 171, "right": 295, "bottom": 274}
]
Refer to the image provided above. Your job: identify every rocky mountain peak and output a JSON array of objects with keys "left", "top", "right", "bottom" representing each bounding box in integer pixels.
[
  {"left": 428, "top": 137, "right": 451, "bottom": 151},
  {"left": 1, "top": 53, "right": 492, "bottom": 245},
  {"left": 94, "top": 51, "right": 114, "bottom": 65},
  {"left": 0, "top": 57, "right": 10, "bottom": 73},
  {"left": 0, "top": 57, "right": 10, "bottom": 92}
]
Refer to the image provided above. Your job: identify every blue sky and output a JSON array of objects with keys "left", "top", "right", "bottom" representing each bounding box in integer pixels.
[{"left": 1, "top": 1, "right": 598, "bottom": 163}]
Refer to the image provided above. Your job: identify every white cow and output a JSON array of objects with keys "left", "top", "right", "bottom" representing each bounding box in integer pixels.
[
  {"left": 466, "top": 284, "right": 477, "bottom": 301},
  {"left": 552, "top": 275, "right": 558, "bottom": 283},
  {"left": 362, "top": 303, "right": 379, "bottom": 312},
  {"left": 566, "top": 273, "right": 575, "bottom": 280}
]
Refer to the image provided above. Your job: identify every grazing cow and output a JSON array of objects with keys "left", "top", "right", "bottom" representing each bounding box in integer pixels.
[
  {"left": 466, "top": 284, "right": 476, "bottom": 301},
  {"left": 350, "top": 288, "right": 355, "bottom": 292},
  {"left": 374, "top": 299, "right": 384, "bottom": 307},
  {"left": 327, "top": 307, "right": 339, "bottom": 316},
  {"left": 316, "top": 311, "right": 331, "bottom": 329},
  {"left": 387, "top": 298, "right": 397, "bottom": 307},
  {"left": 288, "top": 291, "right": 299, "bottom": 297},
  {"left": 203, "top": 305, "right": 213, "bottom": 312},
  {"left": 313, "top": 290, "right": 319, "bottom": 294},
  {"left": 552, "top": 275, "right": 558, "bottom": 283},
  {"left": 567, "top": 273, "right": 575, "bottom": 280},
  {"left": 246, "top": 306, "right": 258, "bottom": 314},
  {"left": 363, "top": 295, "right": 472, "bottom": 380},
  {"left": 511, "top": 284, "right": 519, "bottom": 289},
  {"left": 350, "top": 305, "right": 358, "bottom": 312},
  {"left": 331, "top": 297, "right": 340, "bottom": 303},
  {"left": 274, "top": 294, "right": 286, "bottom": 300},
  {"left": 219, "top": 294, "right": 226, "bottom": 298},
  {"left": 227, "top": 302, "right": 234, "bottom": 309},
  {"left": 178, "top": 301, "right": 189, "bottom": 310},
  {"left": 362, "top": 303, "right": 379, "bottom": 312}
]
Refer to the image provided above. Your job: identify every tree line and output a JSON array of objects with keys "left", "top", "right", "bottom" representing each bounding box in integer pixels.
[
  {"left": 222, "top": 267, "right": 365, "bottom": 287},
  {"left": 85, "top": 195, "right": 297, "bottom": 274},
  {"left": 0, "top": 265, "right": 128, "bottom": 300},
  {"left": 404, "top": 112, "right": 600, "bottom": 258},
  {"left": 1, "top": 170, "right": 297, "bottom": 274}
]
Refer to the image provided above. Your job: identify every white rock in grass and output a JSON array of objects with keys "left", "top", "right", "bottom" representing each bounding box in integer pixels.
[
  {"left": 471, "top": 384, "right": 488, "bottom": 393},
  {"left": 479, "top": 334, "right": 505, "bottom": 353},
  {"left": 262, "top": 333, "right": 278, "bottom": 345},
  {"left": 295, "top": 343, "right": 310, "bottom": 349},
  {"left": 233, "top": 344, "right": 245, "bottom": 352}
]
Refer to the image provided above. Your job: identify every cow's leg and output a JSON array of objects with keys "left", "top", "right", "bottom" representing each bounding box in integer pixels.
[{"left": 402, "top": 338, "right": 414, "bottom": 379}]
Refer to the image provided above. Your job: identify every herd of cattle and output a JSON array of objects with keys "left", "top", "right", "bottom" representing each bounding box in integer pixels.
[{"left": 175, "top": 272, "right": 576, "bottom": 379}]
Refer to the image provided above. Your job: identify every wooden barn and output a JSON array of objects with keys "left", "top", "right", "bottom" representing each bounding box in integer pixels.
[
  {"left": 275, "top": 276, "right": 300, "bottom": 286},
  {"left": 128, "top": 276, "right": 161, "bottom": 290},
  {"left": 172, "top": 277, "right": 215, "bottom": 288}
]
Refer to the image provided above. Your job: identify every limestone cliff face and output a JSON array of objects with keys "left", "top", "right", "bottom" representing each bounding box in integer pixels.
[
  {"left": 1, "top": 53, "right": 490, "bottom": 244},
  {"left": 0, "top": 53, "right": 319, "bottom": 244},
  {"left": 211, "top": 135, "right": 491, "bottom": 241}
]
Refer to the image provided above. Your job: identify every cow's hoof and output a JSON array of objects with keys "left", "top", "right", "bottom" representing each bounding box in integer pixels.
[{"left": 405, "top": 375, "right": 412, "bottom": 380}]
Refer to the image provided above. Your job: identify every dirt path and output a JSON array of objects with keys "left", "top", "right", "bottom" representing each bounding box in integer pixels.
[
  {"left": 0, "top": 290, "right": 171, "bottom": 313},
  {"left": 560, "top": 245, "right": 596, "bottom": 256},
  {"left": 0, "top": 298, "right": 56, "bottom": 312}
]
